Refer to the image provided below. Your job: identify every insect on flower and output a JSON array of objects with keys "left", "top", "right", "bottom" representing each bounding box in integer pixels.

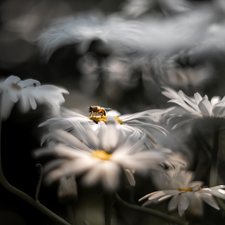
[{"left": 88, "top": 106, "right": 111, "bottom": 117}]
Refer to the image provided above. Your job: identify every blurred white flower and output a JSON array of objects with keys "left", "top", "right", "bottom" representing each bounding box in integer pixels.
[
  {"left": 40, "top": 107, "right": 168, "bottom": 147},
  {"left": 139, "top": 170, "right": 225, "bottom": 217},
  {"left": 35, "top": 116, "right": 170, "bottom": 191},
  {"left": 38, "top": 9, "right": 213, "bottom": 59},
  {"left": 122, "top": 0, "right": 192, "bottom": 18},
  {"left": 162, "top": 87, "right": 225, "bottom": 123},
  {"left": 0, "top": 75, "right": 68, "bottom": 120}
]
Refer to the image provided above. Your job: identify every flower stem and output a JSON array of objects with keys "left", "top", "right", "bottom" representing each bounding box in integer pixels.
[
  {"left": 104, "top": 193, "right": 113, "bottom": 225},
  {"left": 0, "top": 100, "right": 70, "bottom": 225},
  {"left": 209, "top": 127, "right": 219, "bottom": 187},
  {"left": 209, "top": 126, "right": 225, "bottom": 211},
  {"left": 35, "top": 163, "right": 43, "bottom": 202},
  {"left": 193, "top": 129, "right": 211, "bottom": 155},
  {"left": 114, "top": 192, "right": 189, "bottom": 225},
  {"left": 66, "top": 204, "right": 75, "bottom": 225}
]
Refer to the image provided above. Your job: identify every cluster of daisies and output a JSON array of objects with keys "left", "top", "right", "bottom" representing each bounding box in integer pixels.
[{"left": 1, "top": 75, "right": 225, "bottom": 222}]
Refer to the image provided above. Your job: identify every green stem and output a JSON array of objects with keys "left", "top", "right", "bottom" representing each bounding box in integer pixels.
[
  {"left": 104, "top": 193, "right": 113, "bottom": 225},
  {"left": 209, "top": 127, "right": 225, "bottom": 211},
  {"left": 114, "top": 192, "right": 189, "bottom": 225},
  {"left": 66, "top": 204, "right": 75, "bottom": 225},
  {"left": 0, "top": 102, "right": 70, "bottom": 225},
  {"left": 35, "top": 163, "right": 43, "bottom": 202},
  {"left": 209, "top": 127, "right": 219, "bottom": 187},
  {"left": 193, "top": 129, "right": 211, "bottom": 156}
]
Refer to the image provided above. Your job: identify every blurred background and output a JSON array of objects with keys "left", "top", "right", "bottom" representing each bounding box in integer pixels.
[
  {"left": 0, "top": 0, "right": 224, "bottom": 115},
  {"left": 1, "top": 0, "right": 225, "bottom": 224}
]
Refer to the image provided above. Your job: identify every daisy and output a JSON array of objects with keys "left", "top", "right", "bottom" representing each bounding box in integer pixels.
[
  {"left": 40, "top": 107, "right": 168, "bottom": 148},
  {"left": 162, "top": 87, "right": 225, "bottom": 118},
  {"left": 34, "top": 116, "right": 171, "bottom": 191},
  {"left": 0, "top": 75, "right": 68, "bottom": 120},
  {"left": 139, "top": 170, "right": 225, "bottom": 217},
  {"left": 161, "top": 87, "right": 225, "bottom": 129}
]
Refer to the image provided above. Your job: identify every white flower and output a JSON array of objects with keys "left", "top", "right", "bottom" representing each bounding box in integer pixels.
[
  {"left": 139, "top": 170, "right": 225, "bottom": 217},
  {"left": 40, "top": 107, "right": 168, "bottom": 148},
  {"left": 162, "top": 87, "right": 225, "bottom": 118},
  {"left": 34, "top": 116, "right": 170, "bottom": 191},
  {"left": 0, "top": 75, "right": 68, "bottom": 120}
]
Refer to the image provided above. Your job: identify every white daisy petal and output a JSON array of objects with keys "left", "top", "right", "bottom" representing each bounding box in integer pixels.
[
  {"left": 19, "top": 91, "right": 31, "bottom": 113},
  {"left": 148, "top": 191, "right": 167, "bottom": 201},
  {"left": 139, "top": 191, "right": 161, "bottom": 202},
  {"left": 124, "top": 169, "right": 136, "bottom": 186},
  {"left": 46, "top": 158, "right": 98, "bottom": 184},
  {"left": 189, "top": 181, "right": 204, "bottom": 188},
  {"left": 4, "top": 75, "right": 21, "bottom": 85},
  {"left": 162, "top": 87, "right": 182, "bottom": 100},
  {"left": 42, "top": 130, "right": 91, "bottom": 151},
  {"left": 81, "top": 162, "right": 104, "bottom": 186},
  {"left": 158, "top": 194, "right": 173, "bottom": 202},
  {"left": 209, "top": 188, "right": 225, "bottom": 200},
  {"left": 168, "top": 99, "right": 198, "bottom": 115},
  {"left": 200, "top": 193, "right": 220, "bottom": 210},
  {"left": 198, "top": 96, "right": 212, "bottom": 116},
  {"left": 19, "top": 79, "right": 41, "bottom": 88},
  {"left": 194, "top": 92, "right": 203, "bottom": 105},
  {"left": 178, "top": 90, "right": 199, "bottom": 111},
  {"left": 211, "top": 96, "right": 221, "bottom": 106},
  {"left": 102, "top": 162, "right": 120, "bottom": 190},
  {"left": 168, "top": 194, "right": 179, "bottom": 212},
  {"left": 103, "top": 116, "right": 119, "bottom": 152},
  {"left": 178, "top": 193, "right": 188, "bottom": 216},
  {"left": 183, "top": 171, "right": 194, "bottom": 186},
  {"left": 28, "top": 95, "right": 37, "bottom": 110},
  {"left": 181, "top": 193, "right": 189, "bottom": 211}
]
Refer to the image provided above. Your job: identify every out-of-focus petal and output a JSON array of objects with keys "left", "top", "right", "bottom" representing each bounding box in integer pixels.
[
  {"left": 124, "top": 169, "right": 136, "bottom": 186},
  {"left": 168, "top": 193, "right": 179, "bottom": 211},
  {"left": 198, "top": 96, "right": 212, "bottom": 116},
  {"left": 200, "top": 193, "right": 219, "bottom": 210}
]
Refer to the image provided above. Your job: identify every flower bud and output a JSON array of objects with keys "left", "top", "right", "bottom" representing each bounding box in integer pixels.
[{"left": 58, "top": 175, "right": 77, "bottom": 204}]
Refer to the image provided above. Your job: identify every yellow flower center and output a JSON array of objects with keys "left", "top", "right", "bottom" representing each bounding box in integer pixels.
[
  {"left": 88, "top": 115, "right": 123, "bottom": 124},
  {"left": 91, "top": 150, "right": 112, "bottom": 161},
  {"left": 178, "top": 187, "right": 202, "bottom": 192},
  {"left": 11, "top": 83, "right": 21, "bottom": 90}
]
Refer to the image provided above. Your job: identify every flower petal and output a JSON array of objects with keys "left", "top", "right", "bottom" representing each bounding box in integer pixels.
[
  {"left": 200, "top": 193, "right": 219, "bottom": 210},
  {"left": 124, "top": 169, "right": 135, "bottom": 186},
  {"left": 178, "top": 193, "right": 189, "bottom": 216},
  {"left": 168, "top": 194, "right": 179, "bottom": 212},
  {"left": 198, "top": 96, "right": 212, "bottom": 116},
  {"left": 194, "top": 92, "right": 202, "bottom": 105}
]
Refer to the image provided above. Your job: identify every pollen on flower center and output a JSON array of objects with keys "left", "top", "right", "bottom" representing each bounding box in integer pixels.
[
  {"left": 88, "top": 115, "right": 123, "bottom": 124},
  {"left": 178, "top": 187, "right": 202, "bottom": 192},
  {"left": 91, "top": 150, "right": 112, "bottom": 160},
  {"left": 11, "top": 83, "right": 21, "bottom": 90}
]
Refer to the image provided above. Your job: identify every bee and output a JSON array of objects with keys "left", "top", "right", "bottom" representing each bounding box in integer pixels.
[{"left": 88, "top": 106, "right": 111, "bottom": 117}]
